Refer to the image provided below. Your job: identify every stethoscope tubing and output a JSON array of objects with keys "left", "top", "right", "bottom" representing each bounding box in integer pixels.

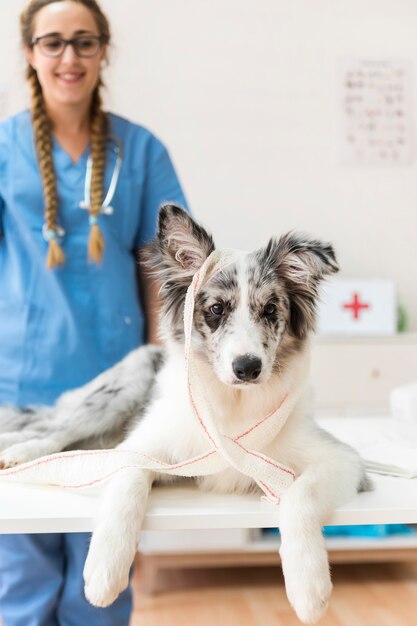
[
  {"left": 43, "top": 137, "right": 123, "bottom": 241},
  {"left": 79, "top": 137, "right": 123, "bottom": 215}
]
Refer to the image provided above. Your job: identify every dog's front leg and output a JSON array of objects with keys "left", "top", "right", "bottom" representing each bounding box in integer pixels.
[
  {"left": 278, "top": 441, "right": 363, "bottom": 624},
  {"left": 83, "top": 467, "right": 154, "bottom": 608}
]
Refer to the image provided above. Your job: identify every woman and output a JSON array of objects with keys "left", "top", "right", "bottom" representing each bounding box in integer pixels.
[{"left": 0, "top": 1, "right": 187, "bottom": 624}]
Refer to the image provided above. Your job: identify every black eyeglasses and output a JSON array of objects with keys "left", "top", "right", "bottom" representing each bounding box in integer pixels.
[{"left": 31, "top": 34, "right": 107, "bottom": 58}]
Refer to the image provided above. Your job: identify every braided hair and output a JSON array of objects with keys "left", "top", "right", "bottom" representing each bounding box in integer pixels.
[{"left": 20, "top": 0, "right": 111, "bottom": 268}]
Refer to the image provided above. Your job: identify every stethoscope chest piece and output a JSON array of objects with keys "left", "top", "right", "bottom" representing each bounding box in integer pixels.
[{"left": 79, "top": 200, "right": 114, "bottom": 215}]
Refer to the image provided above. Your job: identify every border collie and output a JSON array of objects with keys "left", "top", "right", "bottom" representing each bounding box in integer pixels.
[{"left": 0, "top": 206, "right": 368, "bottom": 624}]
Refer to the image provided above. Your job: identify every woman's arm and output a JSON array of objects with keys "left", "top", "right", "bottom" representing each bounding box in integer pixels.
[{"left": 136, "top": 249, "right": 161, "bottom": 345}]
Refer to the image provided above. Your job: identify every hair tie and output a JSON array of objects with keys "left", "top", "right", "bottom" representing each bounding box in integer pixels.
[
  {"left": 42, "top": 224, "right": 66, "bottom": 269},
  {"left": 42, "top": 224, "right": 66, "bottom": 242},
  {"left": 44, "top": 229, "right": 56, "bottom": 242}
]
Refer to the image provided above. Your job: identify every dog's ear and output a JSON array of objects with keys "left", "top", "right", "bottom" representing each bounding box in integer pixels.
[
  {"left": 157, "top": 204, "right": 215, "bottom": 276},
  {"left": 142, "top": 205, "right": 215, "bottom": 327},
  {"left": 265, "top": 232, "right": 339, "bottom": 340},
  {"left": 141, "top": 204, "right": 215, "bottom": 337}
]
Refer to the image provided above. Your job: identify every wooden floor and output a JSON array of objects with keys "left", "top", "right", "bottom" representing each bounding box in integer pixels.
[{"left": 130, "top": 558, "right": 417, "bottom": 626}]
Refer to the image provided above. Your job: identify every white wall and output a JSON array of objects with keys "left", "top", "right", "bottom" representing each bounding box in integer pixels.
[{"left": 1, "top": 0, "right": 417, "bottom": 329}]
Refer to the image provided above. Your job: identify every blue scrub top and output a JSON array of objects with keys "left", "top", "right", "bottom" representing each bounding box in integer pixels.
[{"left": 0, "top": 110, "right": 187, "bottom": 406}]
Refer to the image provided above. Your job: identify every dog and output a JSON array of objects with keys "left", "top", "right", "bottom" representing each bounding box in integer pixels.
[{"left": 0, "top": 205, "right": 369, "bottom": 624}]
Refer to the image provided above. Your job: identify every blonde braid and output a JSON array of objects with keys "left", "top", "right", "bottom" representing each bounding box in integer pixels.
[
  {"left": 29, "top": 71, "right": 65, "bottom": 268},
  {"left": 88, "top": 84, "right": 108, "bottom": 263}
]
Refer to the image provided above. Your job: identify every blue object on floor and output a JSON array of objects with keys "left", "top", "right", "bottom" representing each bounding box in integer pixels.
[
  {"left": 262, "top": 524, "right": 416, "bottom": 538},
  {"left": 322, "top": 524, "right": 415, "bottom": 538}
]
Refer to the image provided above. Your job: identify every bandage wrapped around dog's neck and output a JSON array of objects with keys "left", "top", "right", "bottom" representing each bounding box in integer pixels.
[
  {"left": 183, "top": 249, "right": 310, "bottom": 501},
  {"left": 0, "top": 249, "right": 310, "bottom": 503}
]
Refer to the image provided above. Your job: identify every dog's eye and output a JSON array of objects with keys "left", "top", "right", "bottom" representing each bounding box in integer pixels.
[
  {"left": 210, "top": 303, "right": 224, "bottom": 316},
  {"left": 264, "top": 302, "right": 277, "bottom": 316}
]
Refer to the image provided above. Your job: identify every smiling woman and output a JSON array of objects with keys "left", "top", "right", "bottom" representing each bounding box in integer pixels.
[
  {"left": 25, "top": 2, "right": 107, "bottom": 110},
  {"left": 0, "top": 1, "right": 188, "bottom": 625}
]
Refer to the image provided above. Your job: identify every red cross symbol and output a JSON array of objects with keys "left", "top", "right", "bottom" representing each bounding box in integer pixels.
[{"left": 342, "top": 293, "right": 370, "bottom": 320}]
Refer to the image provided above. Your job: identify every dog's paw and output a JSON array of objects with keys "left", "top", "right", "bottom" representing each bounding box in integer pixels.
[
  {"left": 0, "top": 440, "right": 45, "bottom": 469},
  {"left": 0, "top": 457, "right": 18, "bottom": 470},
  {"left": 83, "top": 528, "right": 133, "bottom": 608},
  {"left": 0, "top": 438, "right": 63, "bottom": 469},
  {"left": 286, "top": 572, "right": 332, "bottom": 624},
  {"left": 84, "top": 565, "right": 129, "bottom": 608},
  {"left": 281, "top": 544, "right": 332, "bottom": 624}
]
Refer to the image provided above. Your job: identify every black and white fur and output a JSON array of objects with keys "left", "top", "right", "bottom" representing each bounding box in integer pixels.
[{"left": 0, "top": 206, "right": 369, "bottom": 624}]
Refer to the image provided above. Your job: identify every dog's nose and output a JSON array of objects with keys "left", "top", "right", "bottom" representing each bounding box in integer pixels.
[{"left": 232, "top": 355, "right": 262, "bottom": 382}]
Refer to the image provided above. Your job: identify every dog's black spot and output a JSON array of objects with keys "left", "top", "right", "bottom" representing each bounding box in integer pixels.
[
  {"left": 151, "top": 350, "right": 166, "bottom": 374},
  {"left": 105, "top": 387, "right": 122, "bottom": 396},
  {"left": 89, "top": 384, "right": 107, "bottom": 397},
  {"left": 19, "top": 407, "right": 35, "bottom": 415}
]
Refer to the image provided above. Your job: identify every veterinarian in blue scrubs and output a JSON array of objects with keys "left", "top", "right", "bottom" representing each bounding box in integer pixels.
[{"left": 0, "top": 1, "right": 187, "bottom": 625}]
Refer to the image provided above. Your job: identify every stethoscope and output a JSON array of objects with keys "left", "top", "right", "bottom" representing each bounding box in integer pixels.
[
  {"left": 42, "top": 137, "right": 123, "bottom": 242},
  {"left": 79, "top": 136, "right": 123, "bottom": 216}
]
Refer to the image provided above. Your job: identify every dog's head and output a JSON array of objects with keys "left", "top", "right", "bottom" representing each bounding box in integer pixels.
[{"left": 145, "top": 204, "right": 338, "bottom": 387}]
